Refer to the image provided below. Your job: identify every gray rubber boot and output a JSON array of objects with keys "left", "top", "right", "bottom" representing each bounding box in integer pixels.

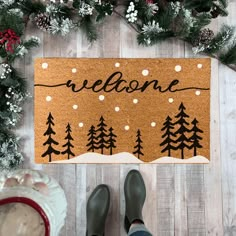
[
  {"left": 86, "top": 184, "right": 110, "bottom": 236},
  {"left": 124, "top": 169, "right": 146, "bottom": 233}
]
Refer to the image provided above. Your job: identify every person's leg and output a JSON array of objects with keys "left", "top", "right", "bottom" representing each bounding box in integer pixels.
[
  {"left": 128, "top": 222, "right": 152, "bottom": 236},
  {"left": 124, "top": 170, "right": 152, "bottom": 236},
  {"left": 86, "top": 184, "right": 110, "bottom": 236}
]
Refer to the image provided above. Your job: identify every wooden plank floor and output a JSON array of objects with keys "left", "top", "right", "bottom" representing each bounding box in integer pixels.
[{"left": 18, "top": 1, "right": 236, "bottom": 235}]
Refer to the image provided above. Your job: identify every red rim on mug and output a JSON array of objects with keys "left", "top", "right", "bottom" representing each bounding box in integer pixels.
[{"left": 0, "top": 197, "right": 50, "bottom": 236}]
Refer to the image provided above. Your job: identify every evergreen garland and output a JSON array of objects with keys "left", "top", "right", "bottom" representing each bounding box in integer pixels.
[{"left": 0, "top": 0, "right": 235, "bottom": 170}]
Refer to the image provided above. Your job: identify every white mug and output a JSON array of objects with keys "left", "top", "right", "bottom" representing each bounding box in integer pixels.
[{"left": 0, "top": 169, "right": 67, "bottom": 236}]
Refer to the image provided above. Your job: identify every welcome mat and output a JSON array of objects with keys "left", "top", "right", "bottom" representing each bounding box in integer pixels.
[{"left": 34, "top": 58, "right": 211, "bottom": 164}]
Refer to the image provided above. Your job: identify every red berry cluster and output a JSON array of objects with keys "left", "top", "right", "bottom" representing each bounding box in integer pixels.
[{"left": 0, "top": 29, "right": 20, "bottom": 53}]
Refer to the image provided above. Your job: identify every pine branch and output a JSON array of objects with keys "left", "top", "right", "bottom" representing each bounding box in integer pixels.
[
  {"left": 205, "top": 24, "right": 234, "bottom": 54},
  {"left": 184, "top": 0, "right": 213, "bottom": 11},
  {"left": 17, "top": 0, "right": 46, "bottom": 15},
  {"left": 156, "top": 3, "right": 177, "bottom": 30},
  {"left": 219, "top": 40, "right": 236, "bottom": 66},
  {"left": 0, "top": 10, "right": 25, "bottom": 36},
  {"left": 1, "top": 68, "right": 27, "bottom": 94},
  {"left": 218, "top": 0, "right": 228, "bottom": 8},
  {"left": 7, "top": 37, "right": 40, "bottom": 63},
  {"left": 188, "top": 13, "right": 212, "bottom": 39},
  {"left": 134, "top": 0, "right": 158, "bottom": 22},
  {"left": 80, "top": 16, "right": 98, "bottom": 42},
  {"left": 0, "top": 131, "right": 23, "bottom": 171},
  {"left": 72, "top": 0, "right": 80, "bottom": 9},
  {"left": 22, "top": 37, "right": 40, "bottom": 49},
  {"left": 137, "top": 30, "right": 174, "bottom": 46},
  {"left": 95, "top": 3, "right": 113, "bottom": 22},
  {"left": 0, "top": 47, "right": 7, "bottom": 59}
]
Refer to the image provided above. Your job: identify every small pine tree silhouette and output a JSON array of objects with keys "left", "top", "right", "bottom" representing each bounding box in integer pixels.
[
  {"left": 133, "top": 129, "right": 144, "bottom": 159},
  {"left": 41, "top": 112, "right": 60, "bottom": 162},
  {"left": 189, "top": 118, "right": 203, "bottom": 156},
  {"left": 160, "top": 116, "right": 177, "bottom": 156},
  {"left": 107, "top": 127, "right": 117, "bottom": 155},
  {"left": 174, "top": 103, "right": 191, "bottom": 159},
  {"left": 96, "top": 116, "right": 109, "bottom": 154},
  {"left": 87, "top": 125, "right": 98, "bottom": 152},
  {"left": 61, "top": 123, "right": 75, "bottom": 159}
]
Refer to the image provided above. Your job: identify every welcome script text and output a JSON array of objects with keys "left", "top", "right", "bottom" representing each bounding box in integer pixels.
[{"left": 35, "top": 71, "right": 209, "bottom": 93}]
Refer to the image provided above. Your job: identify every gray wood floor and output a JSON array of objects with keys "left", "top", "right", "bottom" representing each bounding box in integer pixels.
[{"left": 19, "top": 1, "right": 236, "bottom": 235}]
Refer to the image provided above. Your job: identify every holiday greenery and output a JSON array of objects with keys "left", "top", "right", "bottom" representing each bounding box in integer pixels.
[{"left": 0, "top": 0, "right": 235, "bottom": 170}]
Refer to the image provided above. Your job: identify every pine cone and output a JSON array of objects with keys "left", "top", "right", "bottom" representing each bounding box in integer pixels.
[
  {"left": 194, "top": 28, "right": 214, "bottom": 47},
  {"left": 34, "top": 13, "right": 51, "bottom": 31}
]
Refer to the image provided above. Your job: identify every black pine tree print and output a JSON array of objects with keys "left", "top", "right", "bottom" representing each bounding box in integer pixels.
[
  {"left": 160, "top": 116, "right": 177, "bottom": 156},
  {"left": 174, "top": 103, "right": 191, "bottom": 159},
  {"left": 61, "top": 123, "right": 75, "bottom": 159},
  {"left": 96, "top": 116, "right": 109, "bottom": 154},
  {"left": 189, "top": 118, "right": 203, "bottom": 156},
  {"left": 87, "top": 125, "right": 98, "bottom": 152},
  {"left": 107, "top": 127, "right": 117, "bottom": 155},
  {"left": 133, "top": 129, "right": 144, "bottom": 159},
  {"left": 41, "top": 112, "right": 60, "bottom": 162}
]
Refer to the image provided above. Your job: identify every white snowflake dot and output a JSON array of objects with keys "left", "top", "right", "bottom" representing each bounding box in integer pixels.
[
  {"left": 168, "top": 98, "right": 174, "bottom": 103},
  {"left": 73, "top": 104, "right": 78, "bottom": 110},
  {"left": 115, "top": 62, "right": 120, "bottom": 68},
  {"left": 72, "top": 68, "right": 77, "bottom": 73},
  {"left": 115, "top": 106, "right": 120, "bottom": 112},
  {"left": 42, "top": 63, "right": 48, "bottom": 69},
  {"left": 175, "top": 65, "right": 182, "bottom": 72},
  {"left": 195, "top": 90, "right": 201, "bottom": 96},
  {"left": 197, "top": 64, "right": 203, "bottom": 69},
  {"left": 99, "top": 95, "right": 105, "bottom": 101},
  {"left": 142, "top": 69, "right": 149, "bottom": 76},
  {"left": 79, "top": 122, "right": 84, "bottom": 128},
  {"left": 133, "top": 98, "right": 138, "bottom": 104},
  {"left": 46, "top": 96, "right": 52, "bottom": 102},
  {"left": 151, "top": 122, "right": 156, "bottom": 127},
  {"left": 124, "top": 125, "right": 130, "bottom": 131}
]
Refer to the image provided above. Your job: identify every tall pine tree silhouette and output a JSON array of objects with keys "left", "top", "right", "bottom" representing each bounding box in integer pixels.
[
  {"left": 87, "top": 125, "right": 98, "bottom": 152},
  {"left": 107, "top": 127, "right": 117, "bottom": 155},
  {"left": 160, "top": 116, "right": 177, "bottom": 156},
  {"left": 96, "top": 116, "right": 109, "bottom": 154},
  {"left": 61, "top": 123, "right": 75, "bottom": 159},
  {"left": 41, "top": 112, "right": 60, "bottom": 162},
  {"left": 174, "top": 103, "right": 191, "bottom": 159},
  {"left": 189, "top": 118, "right": 203, "bottom": 156},
  {"left": 133, "top": 129, "right": 144, "bottom": 159}
]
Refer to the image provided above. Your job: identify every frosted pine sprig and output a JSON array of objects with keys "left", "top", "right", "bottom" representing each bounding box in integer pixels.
[{"left": 142, "top": 21, "right": 165, "bottom": 34}]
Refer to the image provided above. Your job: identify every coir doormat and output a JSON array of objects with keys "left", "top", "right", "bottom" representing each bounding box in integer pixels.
[{"left": 34, "top": 58, "right": 211, "bottom": 164}]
